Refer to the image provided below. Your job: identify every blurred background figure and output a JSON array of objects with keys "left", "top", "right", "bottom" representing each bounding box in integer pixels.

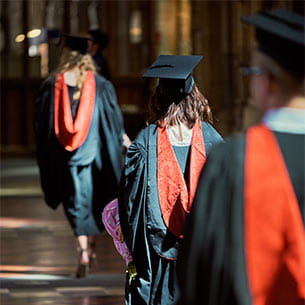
[
  {"left": 178, "top": 9, "right": 305, "bottom": 305},
  {"left": 0, "top": 1, "right": 304, "bottom": 304},
  {"left": 34, "top": 34, "right": 127, "bottom": 278},
  {"left": 2, "top": 1, "right": 304, "bottom": 157},
  {"left": 119, "top": 55, "right": 223, "bottom": 305},
  {"left": 87, "top": 29, "right": 111, "bottom": 80}
]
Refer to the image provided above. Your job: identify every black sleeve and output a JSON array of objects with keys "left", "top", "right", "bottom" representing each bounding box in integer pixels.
[
  {"left": 118, "top": 134, "right": 147, "bottom": 253},
  {"left": 33, "top": 79, "right": 53, "bottom": 145},
  {"left": 177, "top": 137, "right": 252, "bottom": 305}
]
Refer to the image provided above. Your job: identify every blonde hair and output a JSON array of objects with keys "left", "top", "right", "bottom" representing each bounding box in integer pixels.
[{"left": 55, "top": 48, "right": 96, "bottom": 100}]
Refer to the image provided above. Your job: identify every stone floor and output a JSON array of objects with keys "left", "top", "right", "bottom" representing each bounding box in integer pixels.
[{"left": 0, "top": 159, "right": 126, "bottom": 305}]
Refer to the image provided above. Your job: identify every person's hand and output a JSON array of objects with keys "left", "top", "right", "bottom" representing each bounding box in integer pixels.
[{"left": 123, "top": 133, "right": 132, "bottom": 149}]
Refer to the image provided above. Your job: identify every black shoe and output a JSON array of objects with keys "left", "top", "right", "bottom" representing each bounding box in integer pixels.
[
  {"left": 75, "top": 248, "right": 89, "bottom": 278},
  {"left": 75, "top": 262, "right": 89, "bottom": 278}
]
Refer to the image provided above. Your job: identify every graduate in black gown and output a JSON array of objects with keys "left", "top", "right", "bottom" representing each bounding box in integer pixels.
[
  {"left": 118, "top": 55, "right": 223, "bottom": 305},
  {"left": 87, "top": 29, "right": 111, "bottom": 80},
  {"left": 177, "top": 9, "right": 305, "bottom": 305},
  {"left": 34, "top": 35, "right": 129, "bottom": 278}
]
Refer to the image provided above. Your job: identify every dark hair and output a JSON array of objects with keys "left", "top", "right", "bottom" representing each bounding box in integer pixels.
[
  {"left": 147, "top": 83, "right": 213, "bottom": 128},
  {"left": 88, "top": 29, "right": 109, "bottom": 50}
]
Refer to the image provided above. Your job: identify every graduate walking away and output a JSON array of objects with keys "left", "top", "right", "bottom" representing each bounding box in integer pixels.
[
  {"left": 34, "top": 35, "right": 128, "bottom": 278},
  {"left": 119, "top": 55, "right": 223, "bottom": 305},
  {"left": 87, "top": 29, "right": 111, "bottom": 80},
  {"left": 177, "top": 9, "right": 305, "bottom": 305}
]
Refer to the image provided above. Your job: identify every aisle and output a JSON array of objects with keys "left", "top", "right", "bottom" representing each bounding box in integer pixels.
[{"left": 0, "top": 159, "right": 126, "bottom": 305}]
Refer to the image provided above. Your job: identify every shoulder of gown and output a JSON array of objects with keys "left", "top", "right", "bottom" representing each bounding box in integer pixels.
[
  {"left": 201, "top": 121, "right": 224, "bottom": 155},
  {"left": 94, "top": 74, "right": 125, "bottom": 136}
]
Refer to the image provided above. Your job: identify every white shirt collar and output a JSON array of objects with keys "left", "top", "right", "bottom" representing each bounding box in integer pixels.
[
  {"left": 167, "top": 123, "right": 193, "bottom": 146},
  {"left": 262, "top": 108, "right": 305, "bottom": 134}
]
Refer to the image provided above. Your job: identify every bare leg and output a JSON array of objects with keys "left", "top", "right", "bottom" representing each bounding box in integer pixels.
[
  {"left": 88, "top": 235, "right": 98, "bottom": 263},
  {"left": 75, "top": 235, "right": 90, "bottom": 278},
  {"left": 76, "top": 235, "right": 89, "bottom": 264}
]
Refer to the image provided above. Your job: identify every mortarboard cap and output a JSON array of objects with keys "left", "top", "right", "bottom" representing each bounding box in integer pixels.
[
  {"left": 61, "top": 34, "right": 90, "bottom": 54},
  {"left": 143, "top": 55, "right": 203, "bottom": 96},
  {"left": 241, "top": 9, "right": 305, "bottom": 76}
]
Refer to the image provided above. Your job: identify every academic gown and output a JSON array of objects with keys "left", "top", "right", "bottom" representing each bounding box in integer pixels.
[
  {"left": 92, "top": 53, "right": 111, "bottom": 80},
  {"left": 177, "top": 130, "right": 305, "bottom": 305},
  {"left": 34, "top": 74, "right": 124, "bottom": 235},
  {"left": 119, "top": 122, "right": 223, "bottom": 305}
]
